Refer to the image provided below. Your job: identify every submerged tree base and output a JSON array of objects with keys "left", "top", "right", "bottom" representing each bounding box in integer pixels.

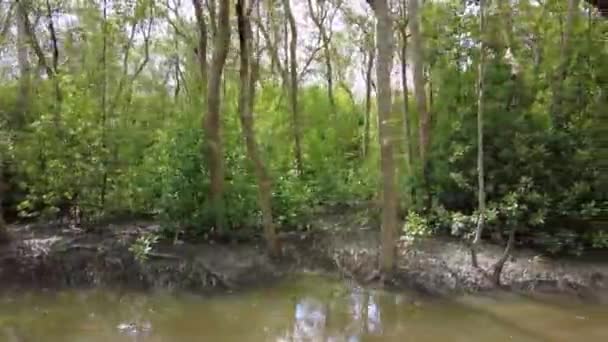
[{"left": 1, "top": 212, "right": 607, "bottom": 302}]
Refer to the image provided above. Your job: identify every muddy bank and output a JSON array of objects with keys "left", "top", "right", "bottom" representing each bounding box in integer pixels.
[
  {"left": 1, "top": 213, "right": 607, "bottom": 301},
  {"left": 0, "top": 222, "right": 279, "bottom": 293},
  {"left": 285, "top": 212, "right": 608, "bottom": 300}
]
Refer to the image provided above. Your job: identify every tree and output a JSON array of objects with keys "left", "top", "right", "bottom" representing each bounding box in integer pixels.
[
  {"left": 363, "top": 27, "right": 375, "bottom": 157},
  {"left": 363, "top": 35, "right": 376, "bottom": 155},
  {"left": 205, "top": 0, "right": 231, "bottom": 231},
  {"left": 16, "top": 0, "right": 62, "bottom": 126},
  {"left": 408, "top": 0, "right": 429, "bottom": 170},
  {"left": 0, "top": 0, "right": 603, "bottom": 266},
  {"left": 192, "top": 0, "right": 208, "bottom": 96},
  {"left": 236, "top": 0, "right": 279, "bottom": 256},
  {"left": 306, "top": 0, "right": 342, "bottom": 109},
  {"left": 281, "top": 0, "right": 303, "bottom": 176},
  {"left": 397, "top": 0, "right": 414, "bottom": 204},
  {"left": 470, "top": 0, "right": 487, "bottom": 269},
  {"left": 408, "top": 0, "right": 432, "bottom": 208},
  {"left": 368, "top": 0, "right": 398, "bottom": 274},
  {"left": 16, "top": 0, "right": 30, "bottom": 125}
]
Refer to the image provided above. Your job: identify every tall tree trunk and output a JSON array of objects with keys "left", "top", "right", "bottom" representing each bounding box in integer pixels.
[
  {"left": 16, "top": 1, "right": 30, "bottom": 126},
  {"left": 193, "top": 0, "right": 208, "bottom": 97},
  {"left": 205, "top": 0, "right": 231, "bottom": 232},
  {"left": 281, "top": 0, "right": 303, "bottom": 176},
  {"left": 551, "top": 0, "right": 580, "bottom": 129},
  {"left": 398, "top": 3, "right": 414, "bottom": 204},
  {"left": 236, "top": 0, "right": 279, "bottom": 256},
  {"left": 324, "top": 46, "right": 335, "bottom": 109},
  {"left": 408, "top": 0, "right": 431, "bottom": 207},
  {"left": 99, "top": 0, "right": 108, "bottom": 210},
  {"left": 408, "top": 0, "right": 428, "bottom": 163},
  {"left": 470, "top": 0, "right": 487, "bottom": 269},
  {"left": 45, "top": 0, "right": 62, "bottom": 108},
  {"left": 363, "top": 42, "right": 375, "bottom": 157},
  {"left": 173, "top": 32, "right": 181, "bottom": 100},
  {"left": 283, "top": 17, "right": 289, "bottom": 83},
  {"left": 369, "top": 0, "right": 398, "bottom": 274}
]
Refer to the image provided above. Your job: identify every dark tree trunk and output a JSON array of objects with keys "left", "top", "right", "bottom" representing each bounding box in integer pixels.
[
  {"left": 45, "top": 0, "right": 62, "bottom": 107},
  {"left": 205, "top": 0, "right": 231, "bottom": 231},
  {"left": 16, "top": 0, "right": 30, "bottom": 126},
  {"left": 363, "top": 43, "right": 375, "bottom": 157},
  {"left": 192, "top": 0, "right": 208, "bottom": 97},
  {"left": 491, "top": 227, "right": 516, "bottom": 286},
  {"left": 281, "top": 0, "right": 303, "bottom": 176},
  {"left": 236, "top": 0, "right": 279, "bottom": 256},
  {"left": 471, "top": 0, "right": 487, "bottom": 269},
  {"left": 370, "top": 0, "right": 398, "bottom": 274}
]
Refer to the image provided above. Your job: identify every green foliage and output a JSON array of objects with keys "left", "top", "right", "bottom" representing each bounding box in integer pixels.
[
  {"left": 589, "top": 231, "right": 608, "bottom": 249},
  {"left": 0, "top": 0, "right": 604, "bottom": 255},
  {"left": 129, "top": 233, "right": 159, "bottom": 263},
  {"left": 424, "top": 0, "right": 604, "bottom": 254},
  {"left": 402, "top": 211, "right": 432, "bottom": 243}
]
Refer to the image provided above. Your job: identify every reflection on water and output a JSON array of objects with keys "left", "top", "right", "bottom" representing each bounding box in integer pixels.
[{"left": 0, "top": 275, "right": 607, "bottom": 342}]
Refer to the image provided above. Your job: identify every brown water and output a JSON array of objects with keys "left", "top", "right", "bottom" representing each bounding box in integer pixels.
[{"left": 0, "top": 275, "right": 606, "bottom": 342}]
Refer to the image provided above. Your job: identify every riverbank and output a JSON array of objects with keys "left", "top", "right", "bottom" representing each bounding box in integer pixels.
[{"left": 1, "top": 210, "right": 607, "bottom": 301}]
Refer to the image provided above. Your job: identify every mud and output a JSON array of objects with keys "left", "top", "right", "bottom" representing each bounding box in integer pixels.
[{"left": 1, "top": 211, "right": 607, "bottom": 302}]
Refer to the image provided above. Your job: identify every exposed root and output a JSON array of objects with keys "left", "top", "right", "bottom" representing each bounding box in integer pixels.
[{"left": 491, "top": 227, "right": 517, "bottom": 286}]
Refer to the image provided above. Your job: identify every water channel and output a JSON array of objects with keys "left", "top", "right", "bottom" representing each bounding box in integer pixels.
[{"left": 1, "top": 275, "right": 606, "bottom": 341}]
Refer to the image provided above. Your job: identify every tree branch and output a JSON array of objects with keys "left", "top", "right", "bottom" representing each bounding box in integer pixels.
[{"left": 17, "top": 0, "right": 54, "bottom": 79}]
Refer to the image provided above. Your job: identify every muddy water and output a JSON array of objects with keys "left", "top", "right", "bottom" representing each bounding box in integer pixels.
[{"left": 0, "top": 275, "right": 606, "bottom": 342}]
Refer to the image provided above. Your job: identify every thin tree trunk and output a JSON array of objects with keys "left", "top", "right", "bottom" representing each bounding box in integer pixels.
[
  {"left": 193, "top": 0, "right": 209, "bottom": 97},
  {"left": 17, "top": 0, "right": 53, "bottom": 80},
  {"left": 283, "top": 18, "right": 289, "bottom": 82},
  {"left": 491, "top": 227, "right": 516, "bottom": 286},
  {"left": 236, "top": 0, "right": 279, "bottom": 257},
  {"left": 408, "top": 0, "right": 432, "bottom": 208},
  {"left": 252, "top": 12, "right": 287, "bottom": 85},
  {"left": 281, "top": 0, "right": 303, "bottom": 176},
  {"left": 369, "top": 0, "right": 398, "bottom": 274},
  {"left": 18, "top": 0, "right": 62, "bottom": 130},
  {"left": 100, "top": 0, "right": 108, "bottom": 210},
  {"left": 324, "top": 49, "right": 335, "bottom": 109},
  {"left": 408, "top": 0, "right": 429, "bottom": 167},
  {"left": 16, "top": 1, "right": 30, "bottom": 126},
  {"left": 205, "top": 0, "right": 231, "bottom": 232},
  {"left": 399, "top": 33, "right": 412, "bottom": 172},
  {"left": 45, "top": 0, "right": 62, "bottom": 108},
  {"left": 471, "top": 0, "right": 487, "bottom": 269},
  {"left": 398, "top": 4, "right": 414, "bottom": 205},
  {"left": 363, "top": 43, "right": 375, "bottom": 157},
  {"left": 102, "top": 12, "right": 152, "bottom": 212},
  {"left": 307, "top": 0, "right": 336, "bottom": 109},
  {"left": 174, "top": 33, "right": 181, "bottom": 100}
]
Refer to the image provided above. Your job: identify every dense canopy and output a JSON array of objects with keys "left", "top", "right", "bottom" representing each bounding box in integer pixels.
[{"left": 0, "top": 0, "right": 606, "bottom": 270}]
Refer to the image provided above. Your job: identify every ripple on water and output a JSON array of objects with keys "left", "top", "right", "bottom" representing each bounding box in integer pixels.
[{"left": 0, "top": 275, "right": 606, "bottom": 342}]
